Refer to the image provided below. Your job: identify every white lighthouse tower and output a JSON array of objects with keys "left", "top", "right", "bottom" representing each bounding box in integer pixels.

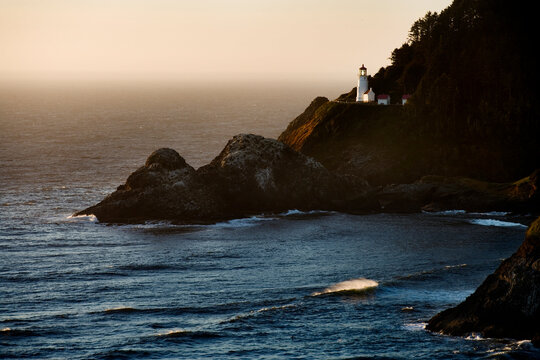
[{"left": 356, "top": 64, "right": 369, "bottom": 102}]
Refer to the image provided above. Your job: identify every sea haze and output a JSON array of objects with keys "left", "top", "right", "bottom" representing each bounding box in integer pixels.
[{"left": 0, "top": 82, "right": 538, "bottom": 359}]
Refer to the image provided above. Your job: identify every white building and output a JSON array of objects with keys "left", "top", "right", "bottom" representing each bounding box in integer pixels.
[
  {"left": 363, "top": 88, "right": 375, "bottom": 102},
  {"left": 377, "top": 94, "right": 390, "bottom": 105},
  {"left": 356, "top": 64, "right": 375, "bottom": 102},
  {"left": 402, "top": 94, "right": 411, "bottom": 105}
]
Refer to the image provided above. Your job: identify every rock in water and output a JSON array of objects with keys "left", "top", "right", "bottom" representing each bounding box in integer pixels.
[
  {"left": 74, "top": 134, "right": 371, "bottom": 223},
  {"left": 427, "top": 216, "right": 540, "bottom": 341}
]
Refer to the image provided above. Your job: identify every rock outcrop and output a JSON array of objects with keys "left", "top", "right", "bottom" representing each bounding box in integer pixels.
[
  {"left": 278, "top": 94, "right": 540, "bottom": 187},
  {"left": 426, "top": 216, "right": 540, "bottom": 341},
  {"left": 377, "top": 170, "right": 539, "bottom": 214},
  {"left": 74, "top": 134, "right": 372, "bottom": 223}
]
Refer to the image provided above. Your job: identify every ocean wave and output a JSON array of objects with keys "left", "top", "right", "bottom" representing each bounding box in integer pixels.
[
  {"left": 65, "top": 214, "right": 98, "bottom": 223},
  {"left": 92, "top": 349, "right": 153, "bottom": 359},
  {"left": 0, "top": 326, "right": 63, "bottom": 337},
  {"left": 444, "top": 263, "right": 467, "bottom": 269},
  {"left": 98, "top": 300, "right": 262, "bottom": 316},
  {"left": 0, "top": 327, "right": 39, "bottom": 337},
  {"left": 465, "top": 333, "right": 485, "bottom": 341},
  {"left": 468, "top": 219, "right": 527, "bottom": 228},
  {"left": 278, "top": 209, "right": 333, "bottom": 216},
  {"left": 155, "top": 329, "right": 221, "bottom": 339},
  {"left": 423, "top": 210, "right": 512, "bottom": 217},
  {"left": 423, "top": 209, "right": 467, "bottom": 215},
  {"left": 206, "top": 209, "right": 333, "bottom": 228},
  {"left": 116, "top": 263, "right": 180, "bottom": 271},
  {"left": 223, "top": 303, "right": 298, "bottom": 324},
  {"left": 401, "top": 306, "right": 415, "bottom": 312},
  {"left": 312, "top": 278, "right": 378, "bottom": 296},
  {"left": 403, "top": 322, "right": 427, "bottom": 331},
  {"left": 210, "top": 216, "right": 276, "bottom": 228},
  {"left": 103, "top": 307, "right": 141, "bottom": 314},
  {"left": 469, "top": 211, "right": 510, "bottom": 216},
  {"left": 485, "top": 339, "right": 539, "bottom": 358}
]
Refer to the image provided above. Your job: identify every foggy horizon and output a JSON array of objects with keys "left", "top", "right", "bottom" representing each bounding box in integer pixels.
[{"left": 1, "top": 0, "right": 452, "bottom": 85}]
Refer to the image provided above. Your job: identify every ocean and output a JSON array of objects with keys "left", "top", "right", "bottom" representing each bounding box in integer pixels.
[{"left": 1, "top": 82, "right": 538, "bottom": 359}]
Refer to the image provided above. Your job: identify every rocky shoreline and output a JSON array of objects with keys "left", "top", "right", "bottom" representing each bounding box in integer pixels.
[
  {"left": 427, "top": 216, "right": 540, "bottom": 344},
  {"left": 75, "top": 132, "right": 538, "bottom": 224}
]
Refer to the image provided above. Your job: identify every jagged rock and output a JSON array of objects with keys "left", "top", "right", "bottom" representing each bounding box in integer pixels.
[
  {"left": 426, "top": 216, "right": 540, "bottom": 342},
  {"left": 75, "top": 134, "right": 372, "bottom": 223}
]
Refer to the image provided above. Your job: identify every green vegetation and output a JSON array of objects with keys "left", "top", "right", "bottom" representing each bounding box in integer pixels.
[
  {"left": 371, "top": 0, "right": 538, "bottom": 143},
  {"left": 281, "top": 0, "right": 539, "bottom": 184}
]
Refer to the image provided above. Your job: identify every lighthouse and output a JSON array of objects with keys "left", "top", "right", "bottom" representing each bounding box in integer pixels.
[{"left": 356, "top": 64, "right": 369, "bottom": 102}]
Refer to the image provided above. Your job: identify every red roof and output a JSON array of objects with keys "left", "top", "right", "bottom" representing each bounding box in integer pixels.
[
  {"left": 377, "top": 94, "right": 390, "bottom": 99},
  {"left": 402, "top": 94, "right": 412, "bottom": 99}
]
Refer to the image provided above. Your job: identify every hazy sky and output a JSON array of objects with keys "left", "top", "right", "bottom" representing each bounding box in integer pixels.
[{"left": 1, "top": 0, "right": 452, "bottom": 83}]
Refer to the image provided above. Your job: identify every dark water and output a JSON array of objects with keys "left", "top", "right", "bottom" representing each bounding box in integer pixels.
[{"left": 1, "top": 83, "right": 538, "bottom": 359}]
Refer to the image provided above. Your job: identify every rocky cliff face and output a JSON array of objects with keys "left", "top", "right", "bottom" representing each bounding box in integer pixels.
[
  {"left": 278, "top": 94, "right": 540, "bottom": 187},
  {"left": 278, "top": 97, "right": 429, "bottom": 185},
  {"left": 75, "top": 134, "right": 372, "bottom": 223},
  {"left": 427, "top": 216, "right": 540, "bottom": 341}
]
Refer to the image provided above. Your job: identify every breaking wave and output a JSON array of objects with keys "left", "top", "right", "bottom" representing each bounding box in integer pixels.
[
  {"left": 211, "top": 216, "right": 276, "bottom": 228},
  {"left": 155, "top": 329, "right": 221, "bottom": 339},
  {"left": 423, "top": 209, "right": 467, "bottom": 215},
  {"left": 65, "top": 214, "right": 98, "bottom": 223},
  {"left": 312, "top": 278, "right": 378, "bottom": 296},
  {"left": 469, "top": 219, "right": 527, "bottom": 228}
]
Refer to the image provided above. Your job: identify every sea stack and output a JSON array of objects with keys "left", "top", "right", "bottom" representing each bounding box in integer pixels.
[
  {"left": 74, "top": 134, "right": 372, "bottom": 223},
  {"left": 427, "top": 216, "right": 540, "bottom": 342}
]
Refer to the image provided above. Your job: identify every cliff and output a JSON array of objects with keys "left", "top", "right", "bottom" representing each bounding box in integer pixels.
[
  {"left": 278, "top": 97, "right": 540, "bottom": 188},
  {"left": 427, "top": 216, "right": 540, "bottom": 342},
  {"left": 278, "top": 0, "right": 539, "bottom": 186},
  {"left": 278, "top": 99, "right": 420, "bottom": 185}
]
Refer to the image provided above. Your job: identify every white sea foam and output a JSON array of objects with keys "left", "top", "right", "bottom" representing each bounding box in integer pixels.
[
  {"left": 465, "top": 333, "right": 485, "bottom": 341},
  {"left": 486, "top": 339, "right": 533, "bottom": 357},
  {"left": 104, "top": 306, "right": 137, "bottom": 313},
  {"left": 212, "top": 216, "right": 276, "bottom": 228},
  {"left": 423, "top": 209, "right": 466, "bottom": 215},
  {"left": 469, "top": 219, "right": 527, "bottom": 228},
  {"left": 312, "top": 278, "right": 378, "bottom": 296},
  {"left": 255, "top": 304, "right": 297, "bottom": 313},
  {"left": 66, "top": 214, "right": 98, "bottom": 223},
  {"left": 279, "top": 209, "right": 331, "bottom": 216},
  {"left": 403, "top": 322, "right": 427, "bottom": 331},
  {"left": 469, "top": 211, "right": 510, "bottom": 216},
  {"left": 157, "top": 329, "right": 190, "bottom": 337},
  {"left": 444, "top": 263, "right": 467, "bottom": 269},
  {"left": 281, "top": 209, "right": 304, "bottom": 216}
]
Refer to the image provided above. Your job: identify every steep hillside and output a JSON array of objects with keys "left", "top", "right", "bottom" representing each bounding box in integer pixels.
[{"left": 279, "top": 0, "right": 539, "bottom": 185}]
